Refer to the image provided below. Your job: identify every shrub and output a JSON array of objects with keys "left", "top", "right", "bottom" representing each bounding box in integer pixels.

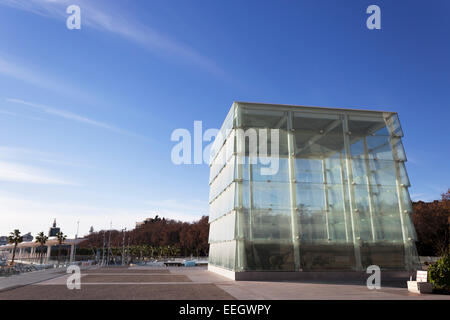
[{"left": 428, "top": 252, "right": 450, "bottom": 292}]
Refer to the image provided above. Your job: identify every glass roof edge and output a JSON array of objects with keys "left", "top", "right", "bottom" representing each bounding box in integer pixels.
[{"left": 234, "top": 101, "right": 398, "bottom": 115}]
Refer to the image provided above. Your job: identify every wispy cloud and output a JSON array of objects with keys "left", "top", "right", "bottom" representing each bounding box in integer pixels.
[
  {"left": 0, "top": 160, "right": 78, "bottom": 185},
  {"left": 7, "top": 98, "right": 141, "bottom": 137},
  {"left": 0, "top": 108, "right": 45, "bottom": 121},
  {"left": 0, "top": 0, "right": 225, "bottom": 77},
  {"left": 0, "top": 55, "right": 88, "bottom": 98},
  {"left": 0, "top": 145, "right": 94, "bottom": 169}
]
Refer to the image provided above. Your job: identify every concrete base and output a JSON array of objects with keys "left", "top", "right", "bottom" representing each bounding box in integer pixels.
[
  {"left": 208, "top": 264, "right": 414, "bottom": 283},
  {"left": 407, "top": 281, "right": 433, "bottom": 294},
  {"left": 208, "top": 265, "right": 237, "bottom": 280}
]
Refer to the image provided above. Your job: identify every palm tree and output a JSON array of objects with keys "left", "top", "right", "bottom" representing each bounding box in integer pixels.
[
  {"left": 170, "top": 246, "right": 180, "bottom": 258},
  {"left": 149, "top": 245, "right": 155, "bottom": 260},
  {"left": 35, "top": 232, "right": 48, "bottom": 264},
  {"left": 7, "top": 229, "right": 23, "bottom": 265},
  {"left": 56, "top": 231, "right": 67, "bottom": 265}
]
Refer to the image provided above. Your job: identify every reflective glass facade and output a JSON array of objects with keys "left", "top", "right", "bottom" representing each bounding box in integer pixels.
[{"left": 208, "top": 102, "right": 420, "bottom": 272}]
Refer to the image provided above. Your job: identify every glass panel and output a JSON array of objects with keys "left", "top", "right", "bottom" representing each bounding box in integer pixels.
[
  {"left": 209, "top": 156, "right": 236, "bottom": 202},
  {"left": 349, "top": 135, "right": 406, "bottom": 161},
  {"left": 385, "top": 113, "right": 404, "bottom": 137},
  {"left": 238, "top": 128, "right": 289, "bottom": 158},
  {"left": 297, "top": 183, "right": 328, "bottom": 242},
  {"left": 243, "top": 157, "right": 289, "bottom": 182},
  {"left": 238, "top": 209, "right": 292, "bottom": 241},
  {"left": 350, "top": 135, "right": 395, "bottom": 160},
  {"left": 294, "top": 130, "right": 345, "bottom": 159},
  {"left": 242, "top": 241, "right": 295, "bottom": 271},
  {"left": 209, "top": 182, "right": 236, "bottom": 222},
  {"left": 391, "top": 137, "right": 407, "bottom": 161},
  {"left": 210, "top": 104, "right": 235, "bottom": 162},
  {"left": 242, "top": 181, "right": 291, "bottom": 210},
  {"left": 209, "top": 130, "right": 235, "bottom": 183},
  {"left": 353, "top": 185, "right": 374, "bottom": 241},
  {"left": 209, "top": 212, "right": 236, "bottom": 243},
  {"left": 298, "top": 209, "right": 328, "bottom": 242},
  {"left": 375, "top": 214, "right": 403, "bottom": 241},
  {"left": 295, "top": 159, "right": 323, "bottom": 183},
  {"left": 325, "top": 155, "right": 343, "bottom": 185},
  {"left": 348, "top": 116, "right": 388, "bottom": 137},
  {"left": 299, "top": 244, "right": 356, "bottom": 270},
  {"left": 296, "top": 182, "right": 325, "bottom": 212},
  {"left": 349, "top": 159, "right": 410, "bottom": 187},
  {"left": 327, "top": 185, "right": 350, "bottom": 241},
  {"left": 239, "top": 108, "right": 287, "bottom": 130},
  {"left": 360, "top": 243, "right": 405, "bottom": 269},
  {"left": 208, "top": 240, "right": 236, "bottom": 270},
  {"left": 400, "top": 186, "right": 413, "bottom": 213},
  {"left": 293, "top": 113, "right": 344, "bottom": 160},
  {"left": 404, "top": 214, "right": 418, "bottom": 241}
]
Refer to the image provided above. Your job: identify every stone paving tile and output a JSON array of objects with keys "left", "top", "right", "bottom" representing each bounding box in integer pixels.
[
  {"left": 81, "top": 274, "right": 191, "bottom": 283},
  {"left": 0, "top": 268, "right": 67, "bottom": 291},
  {"left": 0, "top": 284, "right": 236, "bottom": 300},
  {"left": 2, "top": 266, "right": 449, "bottom": 300},
  {"left": 84, "top": 268, "right": 170, "bottom": 274}
]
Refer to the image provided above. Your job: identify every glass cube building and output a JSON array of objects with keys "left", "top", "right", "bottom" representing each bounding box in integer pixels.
[{"left": 208, "top": 102, "right": 420, "bottom": 278}]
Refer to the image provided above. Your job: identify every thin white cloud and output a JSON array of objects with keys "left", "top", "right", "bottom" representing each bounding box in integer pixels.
[
  {"left": 0, "top": 55, "right": 83, "bottom": 97},
  {"left": 0, "top": 108, "right": 45, "bottom": 121},
  {"left": 0, "top": 161, "right": 77, "bottom": 185},
  {"left": 6, "top": 98, "right": 141, "bottom": 137},
  {"left": 0, "top": 0, "right": 224, "bottom": 77},
  {"left": 0, "top": 145, "right": 94, "bottom": 169}
]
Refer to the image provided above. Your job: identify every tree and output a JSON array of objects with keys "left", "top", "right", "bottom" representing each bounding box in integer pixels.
[
  {"left": 428, "top": 252, "right": 450, "bottom": 292},
  {"left": 412, "top": 190, "right": 450, "bottom": 256},
  {"left": 7, "top": 229, "right": 23, "bottom": 265},
  {"left": 79, "top": 215, "right": 210, "bottom": 257},
  {"left": 56, "top": 231, "right": 67, "bottom": 265},
  {"left": 35, "top": 232, "right": 48, "bottom": 264}
]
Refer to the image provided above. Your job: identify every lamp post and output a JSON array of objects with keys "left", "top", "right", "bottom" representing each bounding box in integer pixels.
[{"left": 122, "top": 228, "right": 126, "bottom": 265}]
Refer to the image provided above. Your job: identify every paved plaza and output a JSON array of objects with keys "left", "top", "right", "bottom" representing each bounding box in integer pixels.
[{"left": 0, "top": 266, "right": 449, "bottom": 300}]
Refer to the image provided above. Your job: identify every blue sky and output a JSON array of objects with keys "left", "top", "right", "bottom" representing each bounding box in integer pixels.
[{"left": 0, "top": 0, "right": 448, "bottom": 237}]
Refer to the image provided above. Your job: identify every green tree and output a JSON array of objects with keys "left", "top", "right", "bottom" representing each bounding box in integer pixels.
[
  {"left": 428, "top": 252, "right": 450, "bottom": 292},
  {"left": 7, "top": 229, "right": 23, "bottom": 265},
  {"left": 35, "top": 232, "right": 48, "bottom": 264},
  {"left": 56, "top": 231, "right": 67, "bottom": 265}
]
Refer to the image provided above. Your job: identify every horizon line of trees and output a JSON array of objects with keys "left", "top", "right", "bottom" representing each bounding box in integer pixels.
[{"left": 79, "top": 215, "right": 209, "bottom": 258}]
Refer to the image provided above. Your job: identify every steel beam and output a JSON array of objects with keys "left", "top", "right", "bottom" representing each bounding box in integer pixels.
[
  {"left": 342, "top": 115, "right": 363, "bottom": 270},
  {"left": 287, "top": 111, "right": 301, "bottom": 271},
  {"left": 363, "top": 137, "right": 377, "bottom": 242}
]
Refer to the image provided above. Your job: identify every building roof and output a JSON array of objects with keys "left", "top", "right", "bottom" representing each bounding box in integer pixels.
[{"left": 234, "top": 101, "right": 397, "bottom": 115}]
